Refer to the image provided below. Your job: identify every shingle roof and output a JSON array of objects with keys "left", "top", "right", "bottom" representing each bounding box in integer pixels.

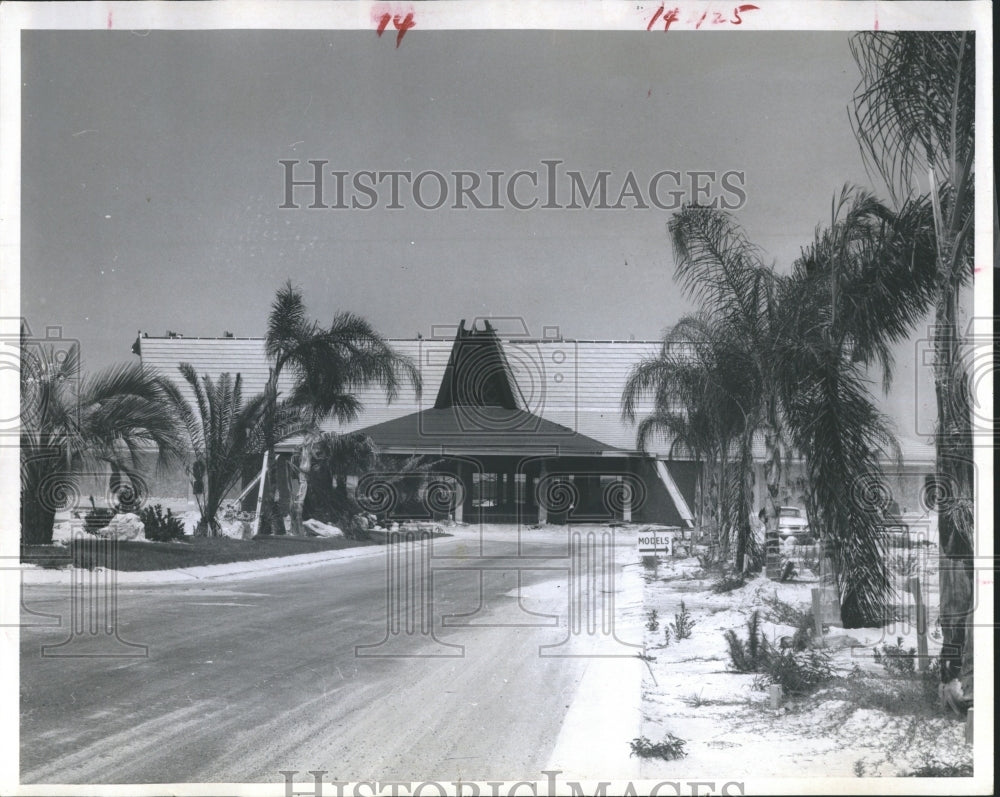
[
  {"left": 135, "top": 333, "right": 669, "bottom": 454},
  {"left": 352, "top": 407, "right": 622, "bottom": 456}
]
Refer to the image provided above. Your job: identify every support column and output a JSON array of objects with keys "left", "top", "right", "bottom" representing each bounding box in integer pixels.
[
  {"left": 449, "top": 461, "right": 466, "bottom": 523},
  {"left": 621, "top": 476, "right": 632, "bottom": 523},
  {"left": 537, "top": 462, "right": 548, "bottom": 525}
]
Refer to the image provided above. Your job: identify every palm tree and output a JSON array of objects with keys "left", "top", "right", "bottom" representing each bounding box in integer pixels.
[
  {"left": 621, "top": 314, "right": 753, "bottom": 554},
  {"left": 169, "top": 364, "right": 270, "bottom": 535},
  {"left": 262, "top": 281, "right": 422, "bottom": 535},
  {"left": 665, "top": 206, "right": 787, "bottom": 572},
  {"left": 850, "top": 31, "right": 976, "bottom": 695},
  {"left": 302, "top": 433, "right": 439, "bottom": 531},
  {"left": 773, "top": 187, "right": 938, "bottom": 627},
  {"left": 302, "top": 432, "right": 380, "bottom": 522},
  {"left": 20, "top": 331, "right": 184, "bottom": 545}
]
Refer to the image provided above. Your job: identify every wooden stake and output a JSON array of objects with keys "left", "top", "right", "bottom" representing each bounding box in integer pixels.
[
  {"left": 251, "top": 450, "right": 269, "bottom": 537},
  {"left": 965, "top": 707, "right": 974, "bottom": 744}
]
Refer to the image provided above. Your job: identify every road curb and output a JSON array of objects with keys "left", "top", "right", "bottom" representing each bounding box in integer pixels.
[{"left": 18, "top": 537, "right": 440, "bottom": 586}]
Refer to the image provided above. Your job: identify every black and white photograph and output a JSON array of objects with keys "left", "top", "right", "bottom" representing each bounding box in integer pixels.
[{"left": 0, "top": 2, "right": 993, "bottom": 794}]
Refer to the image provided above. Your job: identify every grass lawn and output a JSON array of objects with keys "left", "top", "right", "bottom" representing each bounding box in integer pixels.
[{"left": 21, "top": 535, "right": 377, "bottom": 572}]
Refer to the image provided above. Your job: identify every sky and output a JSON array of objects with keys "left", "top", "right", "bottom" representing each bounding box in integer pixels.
[{"left": 19, "top": 29, "right": 941, "bottom": 435}]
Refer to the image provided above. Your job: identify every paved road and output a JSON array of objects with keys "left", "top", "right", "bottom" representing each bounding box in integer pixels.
[{"left": 20, "top": 529, "right": 638, "bottom": 784}]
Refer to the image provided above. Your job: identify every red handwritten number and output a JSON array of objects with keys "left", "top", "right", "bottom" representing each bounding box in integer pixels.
[
  {"left": 732, "top": 4, "right": 760, "bottom": 24},
  {"left": 647, "top": 5, "right": 680, "bottom": 31},
  {"left": 649, "top": 4, "right": 757, "bottom": 30},
  {"left": 393, "top": 13, "right": 415, "bottom": 47},
  {"left": 375, "top": 11, "right": 415, "bottom": 47}
]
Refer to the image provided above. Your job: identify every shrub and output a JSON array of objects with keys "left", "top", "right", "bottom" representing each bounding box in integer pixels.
[
  {"left": 763, "top": 595, "right": 814, "bottom": 651},
  {"left": 725, "top": 610, "right": 766, "bottom": 672},
  {"left": 83, "top": 507, "right": 116, "bottom": 535},
  {"left": 138, "top": 504, "right": 186, "bottom": 542},
  {"left": 680, "top": 690, "right": 707, "bottom": 708},
  {"left": 711, "top": 572, "right": 746, "bottom": 593},
  {"left": 763, "top": 595, "right": 810, "bottom": 627},
  {"left": 670, "top": 600, "right": 696, "bottom": 641},
  {"left": 901, "top": 761, "right": 973, "bottom": 777},
  {"left": 767, "top": 648, "right": 833, "bottom": 695},
  {"left": 645, "top": 609, "right": 660, "bottom": 632},
  {"left": 629, "top": 734, "right": 687, "bottom": 761},
  {"left": 873, "top": 636, "right": 917, "bottom": 677}
]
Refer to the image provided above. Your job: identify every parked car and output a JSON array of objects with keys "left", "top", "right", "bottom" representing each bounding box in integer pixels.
[{"left": 776, "top": 506, "right": 812, "bottom": 544}]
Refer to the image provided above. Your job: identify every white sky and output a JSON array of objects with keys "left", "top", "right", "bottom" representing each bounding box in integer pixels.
[{"left": 19, "top": 29, "right": 953, "bottom": 438}]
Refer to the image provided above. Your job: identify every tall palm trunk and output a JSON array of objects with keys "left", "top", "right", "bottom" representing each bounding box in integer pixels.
[
  {"left": 933, "top": 288, "right": 975, "bottom": 693},
  {"left": 289, "top": 434, "right": 315, "bottom": 536},
  {"left": 259, "top": 367, "right": 282, "bottom": 535}
]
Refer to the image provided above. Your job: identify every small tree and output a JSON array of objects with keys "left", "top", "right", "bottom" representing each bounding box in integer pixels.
[
  {"left": 20, "top": 331, "right": 184, "bottom": 545},
  {"left": 262, "top": 281, "right": 421, "bottom": 535},
  {"left": 170, "top": 364, "right": 268, "bottom": 535}
]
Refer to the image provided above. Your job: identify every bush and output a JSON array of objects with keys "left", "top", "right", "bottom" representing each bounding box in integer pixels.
[
  {"left": 711, "top": 572, "right": 746, "bottom": 593},
  {"left": 763, "top": 595, "right": 814, "bottom": 651},
  {"left": 873, "top": 636, "right": 917, "bottom": 677},
  {"left": 725, "top": 610, "right": 766, "bottom": 672},
  {"left": 645, "top": 608, "right": 660, "bottom": 632},
  {"left": 670, "top": 600, "right": 696, "bottom": 641},
  {"left": 83, "top": 507, "right": 116, "bottom": 535},
  {"left": 723, "top": 610, "right": 831, "bottom": 694},
  {"left": 767, "top": 648, "right": 833, "bottom": 695},
  {"left": 630, "top": 734, "right": 687, "bottom": 761},
  {"left": 763, "top": 594, "right": 810, "bottom": 626},
  {"left": 900, "top": 761, "right": 973, "bottom": 777},
  {"left": 138, "top": 504, "right": 186, "bottom": 542}
]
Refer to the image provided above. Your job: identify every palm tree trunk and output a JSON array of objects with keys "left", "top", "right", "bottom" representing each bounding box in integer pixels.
[
  {"left": 733, "top": 432, "right": 755, "bottom": 572},
  {"left": 933, "top": 289, "right": 975, "bottom": 700},
  {"left": 289, "top": 441, "right": 312, "bottom": 536},
  {"left": 21, "top": 487, "right": 57, "bottom": 545},
  {"left": 717, "top": 446, "right": 729, "bottom": 557},
  {"left": 20, "top": 458, "right": 59, "bottom": 545}
]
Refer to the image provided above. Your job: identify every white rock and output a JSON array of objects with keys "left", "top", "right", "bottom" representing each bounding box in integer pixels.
[
  {"left": 302, "top": 519, "right": 344, "bottom": 538},
  {"left": 96, "top": 512, "right": 145, "bottom": 541},
  {"left": 217, "top": 519, "right": 252, "bottom": 540},
  {"left": 51, "top": 520, "right": 76, "bottom": 544}
]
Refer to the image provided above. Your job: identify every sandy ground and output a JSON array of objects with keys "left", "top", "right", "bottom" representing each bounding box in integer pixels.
[{"left": 635, "top": 548, "right": 976, "bottom": 782}]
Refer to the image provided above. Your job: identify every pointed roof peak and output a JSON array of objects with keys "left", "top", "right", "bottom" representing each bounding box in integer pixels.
[{"left": 433, "top": 318, "right": 523, "bottom": 411}]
